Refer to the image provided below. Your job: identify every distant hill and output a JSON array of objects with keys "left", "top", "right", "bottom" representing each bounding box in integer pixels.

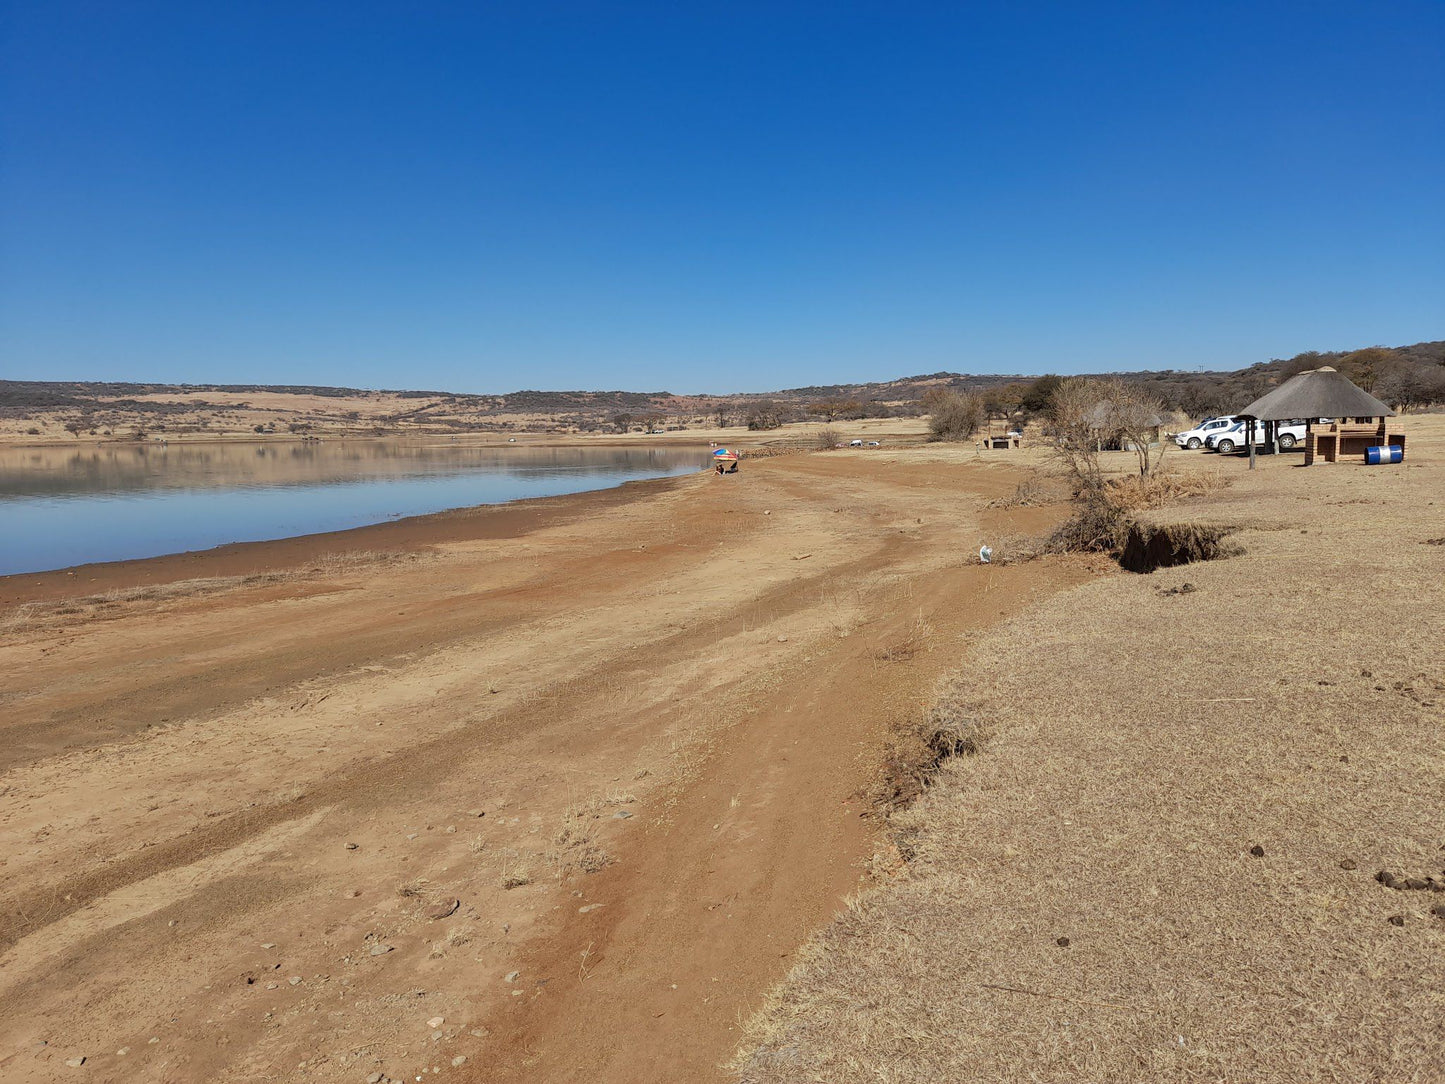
[{"left": 2, "top": 339, "right": 1439, "bottom": 439}]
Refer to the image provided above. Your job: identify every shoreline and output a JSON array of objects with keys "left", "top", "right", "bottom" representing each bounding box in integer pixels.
[
  {"left": 0, "top": 446, "right": 1085, "bottom": 1083},
  {"left": 0, "top": 470, "right": 699, "bottom": 606}
]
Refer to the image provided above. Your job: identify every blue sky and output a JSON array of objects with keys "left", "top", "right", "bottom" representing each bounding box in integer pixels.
[{"left": 2, "top": 2, "right": 1441, "bottom": 394}]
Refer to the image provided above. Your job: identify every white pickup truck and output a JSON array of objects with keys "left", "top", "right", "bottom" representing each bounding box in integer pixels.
[
  {"left": 1204, "top": 419, "right": 1308, "bottom": 454},
  {"left": 1175, "top": 416, "right": 1241, "bottom": 449}
]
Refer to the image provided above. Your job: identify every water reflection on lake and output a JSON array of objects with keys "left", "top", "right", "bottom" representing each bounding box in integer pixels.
[{"left": 0, "top": 440, "right": 706, "bottom": 575}]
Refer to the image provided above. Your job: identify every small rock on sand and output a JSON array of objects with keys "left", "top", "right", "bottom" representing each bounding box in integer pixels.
[
  {"left": 452, "top": 1056, "right": 467, "bottom": 1067},
  {"left": 289, "top": 976, "right": 302, "bottom": 985},
  {"left": 579, "top": 903, "right": 604, "bottom": 914},
  {"left": 345, "top": 842, "right": 359, "bottom": 850},
  {"left": 65, "top": 1057, "right": 86, "bottom": 1068},
  {"left": 613, "top": 810, "right": 633, "bottom": 820},
  {"left": 427, "top": 1016, "right": 445, "bottom": 1029},
  {"left": 426, "top": 898, "right": 461, "bottom": 920},
  {"left": 1249, "top": 845, "right": 1265, "bottom": 857},
  {"left": 370, "top": 944, "right": 394, "bottom": 956},
  {"left": 367, "top": 1073, "right": 384, "bottom": 1083},
  {"left": 504, "top": 970, "right": 520, "bottom": 983},
  {"left": 1339, "top": 859, "right": 1357, "bottom": 870},
  {"left": 1388, "top": 915, "right": 1405, "bottom": 926}
]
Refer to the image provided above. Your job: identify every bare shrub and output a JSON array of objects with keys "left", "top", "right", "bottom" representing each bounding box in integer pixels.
[
  {"left": 1046, "top": 377, "right": 1106, "bottom": 492},
  {"left": 814, "top": 426, "right": 841, "bottom": 450},
  {"left": 1044, "top": 492, "right": 1131, "bottom": 555},
  {"left": 925, "top": 389, "right": 985, "bottom": 442},
  {"left": 1048, "top": 376, "right": 1168, "bottom": 484}
]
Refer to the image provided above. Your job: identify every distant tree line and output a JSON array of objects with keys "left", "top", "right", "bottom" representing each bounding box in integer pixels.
[{"left": 6, "top": 340, "right": 1442, "bottom": 435}]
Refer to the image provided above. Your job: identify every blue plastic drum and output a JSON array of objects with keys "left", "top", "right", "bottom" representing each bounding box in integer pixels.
[{"left": 1364, "top": 444, "right": 1403, "bottom": 465}]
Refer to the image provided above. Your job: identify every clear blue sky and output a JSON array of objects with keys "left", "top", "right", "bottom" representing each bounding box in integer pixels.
[{"left": 2, "top": 2, "right": 1441, "bottom": 394}]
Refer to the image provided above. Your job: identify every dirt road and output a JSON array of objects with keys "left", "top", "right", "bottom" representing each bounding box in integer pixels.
[{"left": 0, "top": 448, "right": 1087, "bottom": 1082}]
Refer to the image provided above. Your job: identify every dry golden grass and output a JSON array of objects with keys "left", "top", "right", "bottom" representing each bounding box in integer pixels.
[
  {"left": 1105, "top": 466, "right": 1229, "bottom": 510},
  {"left": 733, "top": 416, "right": 1445, "bottom": 1083}
]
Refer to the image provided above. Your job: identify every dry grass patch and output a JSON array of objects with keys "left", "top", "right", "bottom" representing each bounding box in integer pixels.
[
  {"left": 543, "top": 790, "right": 638, "bottom": 879},
  {"left": 868, "top": 691, "right": 981, "bottom": 813},
  {"left": 735, "top": 425, "right": 1445, "bottom": 1083},
  {"left": 986, "top": 474, "right": 1060, "bottom": 509},
  {"left": 872, "top": 609, "right": 935, "bottom": 662}
]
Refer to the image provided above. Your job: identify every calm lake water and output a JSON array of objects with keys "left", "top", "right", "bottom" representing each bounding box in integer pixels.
[{"left": 0, "top": 441, "right": 707, "bottom": 576}]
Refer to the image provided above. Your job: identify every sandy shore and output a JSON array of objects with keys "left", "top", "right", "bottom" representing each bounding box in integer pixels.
[{"left": 0, "top": 445, "right": 1083, "bottom": 1082}]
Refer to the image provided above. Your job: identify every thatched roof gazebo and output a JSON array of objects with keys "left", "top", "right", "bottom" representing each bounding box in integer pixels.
[{"left": 1236, "top": 367, "right": 1398, "bottom": 466}]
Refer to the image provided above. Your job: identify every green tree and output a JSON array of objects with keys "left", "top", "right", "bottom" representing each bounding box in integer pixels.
[
  {"left": 1339, "top": 346, "right": 1395, "bottom": 392},
  {"left": 1019, "top": 375, "right": 1063, "bottom": 415}
]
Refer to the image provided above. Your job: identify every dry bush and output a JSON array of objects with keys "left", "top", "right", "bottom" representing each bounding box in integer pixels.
[
  {"left": 1045, "top": 376, "right": 1106, "bottom": 492},
  {"left": 1047, "top": 376, "right": 1168, "bottom": 486},
  {"left": 814, "top": 426, "right": 841, "bottom": 450},
  {"left": 1043, "top": 490, "right": 1131, "bottom": 555},
  {"left": 925, "top": 390, "right": 986, "bottom": 442},
  {"left": 869, "top": 697, "right": 981, "bottom": 812}
]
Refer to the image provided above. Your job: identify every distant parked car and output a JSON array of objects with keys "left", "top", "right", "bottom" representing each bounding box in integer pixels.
[
  {"left": 1175, "top": 415, "right": 1241, "bottom": 449},
  {"left": 848, "top": 439, "right": 864, "bottom": 447},
  {"left": 1205, "top": 419, "right": 1308, "bottom": 454},
  {"left": 866, "top": 440, "right": 881, "bottom": 447}
]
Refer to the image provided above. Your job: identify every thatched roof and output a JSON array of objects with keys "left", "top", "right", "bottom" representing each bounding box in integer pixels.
[{"left": 1238, "top": 367, "right": 1393, "bottom": 422}]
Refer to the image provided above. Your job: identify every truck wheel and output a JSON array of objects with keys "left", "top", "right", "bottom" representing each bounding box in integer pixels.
[
  {"left": 1187, "top": 437, "right": 1201, "bottom": 449},
  {"left": 1278, "top": 433, "right": 1297, "bottom": 449},
  {"left": 1217, "top": 439, "right": 1235, "bottom": 454}
]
